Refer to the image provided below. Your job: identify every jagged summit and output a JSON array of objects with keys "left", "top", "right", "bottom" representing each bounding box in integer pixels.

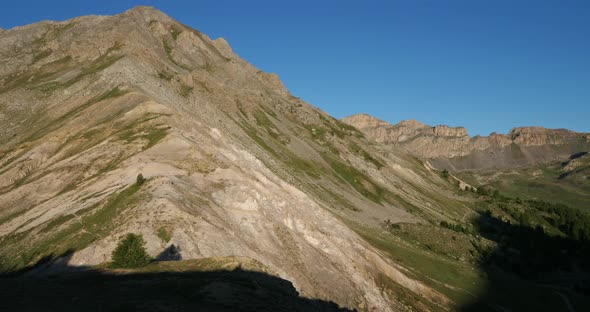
[
  {"left": 342, "top": 114, "right": 468, "bottom": 138},
  {"left": 343, "top": 113, "right": 590, "bottom": 170}
]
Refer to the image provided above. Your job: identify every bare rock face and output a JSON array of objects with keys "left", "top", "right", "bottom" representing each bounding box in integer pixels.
[
  {"left": 433, "top": 125, "right": 468, "bottom": 138},
  {"left": 342, "top": 114, "right": 590, "bottom": 171},
  {"left": 508, "top": 127, "right": 582, "bottom": 146},
  {"left": 0, "top": 6, "right": 467, "bottom": 311}
]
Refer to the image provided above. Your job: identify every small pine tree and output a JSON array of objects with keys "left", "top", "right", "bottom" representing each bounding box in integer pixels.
[
  {"left": 136, "top": 173, "right": 146, "bottom": 185},
  {"left": 111, "top": 233, "right": 151, "bottom": 268},
  {"left": 442, "top": 169, "right": 449, "bottom": 179}
]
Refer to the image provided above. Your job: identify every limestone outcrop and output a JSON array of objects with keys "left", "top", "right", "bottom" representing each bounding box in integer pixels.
[{"left": 342, "top": 114, "right": 590, "bottom": 170}]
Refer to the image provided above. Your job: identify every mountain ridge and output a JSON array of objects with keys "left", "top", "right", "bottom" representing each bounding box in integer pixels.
[
  {"left": 342, "top": 113, "right": 590, "bottom": 171},
  {"left": 0, "top": 7, "right": 465, "bottom": 311}
]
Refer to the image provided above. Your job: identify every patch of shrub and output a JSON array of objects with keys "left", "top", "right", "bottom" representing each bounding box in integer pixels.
[
  {"left": 136, "top": 173, "right": 146, "bottom": 186},
  {"left": 440, "top": 221, "right": 472, "bottom": 234},
  {"left": 157, "top": 227, "right": 171, "bottom": 243},
  {"left": 110, "top": 233, "right": 151, "bottom": 268}
]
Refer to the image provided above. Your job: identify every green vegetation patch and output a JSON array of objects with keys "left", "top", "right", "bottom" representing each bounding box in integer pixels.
[
  {"left": 115, "top": 114, "right": 169, "bottom": 149},
  {"left": 25, "top": 87, "right": 127, "bottom": 142},
  {"left": 310, "top": 127, "right": 327, "bottom": 140},
  {"left": 348, "top": 142, "right": 384, "bottom": 168},
  {"left": 301, "top": 124, "right": 340, "bottom": 156},
  {"left": 376, "top": 272, "right": 446, "bottom": 311},
  {"left": 253, "top": 109, "right": 282, "bottom": 141},
  {"left": 316, "top": 186, "right": 359, "bottom": 212},
  {"left": 25, "top": 44, "right": 124, "bottom": 94},
  {"left": 457, "top": 160, "right": 590, "bottom": 211},
  {"left": 472, "top": 186, "right": 590, "bottom": 241},
  {"left": 163, "top": 39, "right": 172, "bottom": 56},
  {"left": 2, "top": 56, "right": 73, "bottom": 93},
  {"left": 157, "top": 71, "right": 172, "bottom": 81},
  {"left": 64, "top": 54, "right": 124, "bottom": 87},
  {"left": 157, "top": 227, "right": 172, "bottom": 243},
  {"left": 110, "top": 233, "right": 151, "bottom": 268},
  {"left": 318, "top": 114, "right": 364, "bottom": 139},
  {"left": 233, "top": 114, "right": 322, "bottom": 179},
  {"left": 350, "top": 222, "right": 484, "bottom": 306},
  {"left": 32, "top": 49, "right": 52, "bottom": 63},
  {"left": 387, "top": 223, "right": 481, "bottom": 263},
  {"left": 170, "top": 27, "right": 181, "bottom": 40},
  {"left": 93, "top": 153, "right": 125, "bottom": 179},
  {"left": 141, "top": 127, "right": 169, "bottom": 149},
  {"left": 322, "top": 152, "right": 386, "bottom": 204},
  {"left": 119, "top": 126, "right": 169, "bottom": 150},
  {"left": 54, "top": 42, "right": 125, "bottom": 89}
]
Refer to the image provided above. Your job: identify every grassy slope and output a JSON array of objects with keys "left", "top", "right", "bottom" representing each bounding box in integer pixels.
[
  {"left": 350, "top": 220, "right": 590, "bottom": 312},
  {"left": 344, "top": 172, "right": 590, "bottom": 312},
  {"left": 457, "top": 160, "right": 590, "bottom": 211},
  {"left": 349, "top": 222, "right": 484, "bottom": 308}
]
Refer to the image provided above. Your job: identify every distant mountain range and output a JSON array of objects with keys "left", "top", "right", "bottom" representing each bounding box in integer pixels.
[{"left": 342, "top": 113, "right": 590, "bottom": 171}]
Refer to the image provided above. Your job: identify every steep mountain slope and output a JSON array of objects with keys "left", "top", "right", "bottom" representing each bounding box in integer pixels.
[
  {"left": 0, "top": 7, "right": 478, "bottom": 311},
  {"left": 342, "top": 113, "right": 590, "bottom": 171}
]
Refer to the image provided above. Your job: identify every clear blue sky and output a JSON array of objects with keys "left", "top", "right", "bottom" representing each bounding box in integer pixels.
[{"left": 2, "top": 1, "right": 589, "bottom": 136}]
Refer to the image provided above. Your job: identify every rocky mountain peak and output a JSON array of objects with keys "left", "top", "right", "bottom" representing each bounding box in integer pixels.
[{"left": 0, "top": 7, "right": 458, "bottom": 311}]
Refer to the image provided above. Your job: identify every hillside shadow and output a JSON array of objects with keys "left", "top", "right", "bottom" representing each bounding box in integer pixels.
[
  {"left": 559, "top": 152, "right": 589, "bottom": 180},
  {"left": 461, "top": 212, "right": 590, "bottom": 311},
  {"left": 0, "top": 253, "right": 353, "bottom": 312},
  {"left": 0, "top": 249, "right": 92, "bottom": 277},
  {"left": 565, "top": 152, "right": 588, "bottom": 163}
]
